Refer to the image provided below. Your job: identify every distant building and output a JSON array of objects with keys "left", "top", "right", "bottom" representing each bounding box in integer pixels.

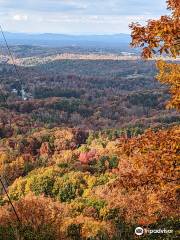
[
  {"left": 121, "top": 52, "right": 135, "bottom": 56},
  {"left": 12, "top": 88, "right": 18, "bottom": 94},
  {"left": 21, "top": 87, "right": 27, "bottom": 100}
]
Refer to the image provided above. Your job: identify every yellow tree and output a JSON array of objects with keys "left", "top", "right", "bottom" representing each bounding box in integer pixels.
[{"left": 130, "top": 0, "right": 180, "bottom": 110}]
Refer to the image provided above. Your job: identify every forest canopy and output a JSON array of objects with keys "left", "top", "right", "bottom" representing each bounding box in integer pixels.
[{"left": 0, "top": 0, "right": 179, "bottom": 239}]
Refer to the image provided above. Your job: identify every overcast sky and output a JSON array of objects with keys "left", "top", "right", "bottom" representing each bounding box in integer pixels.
[{"left": 0, "top": 0, "right": 169, "bottom": 34}]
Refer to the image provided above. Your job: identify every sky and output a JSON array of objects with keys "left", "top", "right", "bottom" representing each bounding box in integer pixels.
[{"left": 0, "top": 0, "right": 169, "bottom": 34}]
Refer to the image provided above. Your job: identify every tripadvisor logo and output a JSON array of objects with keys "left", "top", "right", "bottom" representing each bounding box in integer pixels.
[
  {"left": 135, "top": 226, "right": 174, "bottom": 236},
  {"left": 135, "top": 227, "right": 144, "bottom": 236}
]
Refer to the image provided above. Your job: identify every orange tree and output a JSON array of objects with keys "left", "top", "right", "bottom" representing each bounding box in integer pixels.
[{"left": 130, "top": 0, "right": 180, "bottom": 110}]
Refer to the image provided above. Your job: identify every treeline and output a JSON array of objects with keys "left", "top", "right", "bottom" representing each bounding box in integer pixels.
[
  {"left": 34, "top": 87, "right": 84, "bottom": 99},
  {"left": 0, "top": 126, "right": 178, "bottom": 239},
  {"left": 1, "top": 57, "right": 178, "bottom": 130}
]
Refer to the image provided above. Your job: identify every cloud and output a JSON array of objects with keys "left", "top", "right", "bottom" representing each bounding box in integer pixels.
[
  {"left": 0, "top": 0, "right": 168, "bottom": 15},
  {"left": 0, "top": 0, "right": 169, "bottom": 34},
  {"left": 0, "top": 0, "right": 88, "bottom": 13},
  {"left": 13, "top": 14, "right": 28, "bottom": 21}
]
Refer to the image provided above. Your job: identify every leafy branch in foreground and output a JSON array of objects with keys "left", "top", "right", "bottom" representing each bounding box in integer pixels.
[{"left": 130, "top": 0, "right": 180, "bottom": 110}]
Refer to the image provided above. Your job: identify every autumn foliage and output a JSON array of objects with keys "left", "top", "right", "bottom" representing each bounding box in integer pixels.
[
  {"left": 130, "top": 0, "right": 180, "bottom": 58},
  {"left": 0, "top": 0, "right": 179, "bottom": 239},
  {"left": 156, "top": 60, "right": 180, "bottom": 110},
  {"left": 130, "top": 0, "right": 180, "bottom": 110},
  {"left": 0, "top": 124, "right": 179, "bottom": 239}
]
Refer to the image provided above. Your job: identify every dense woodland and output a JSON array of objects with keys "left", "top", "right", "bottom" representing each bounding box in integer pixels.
[
  {"left": 0, "top": 58, "right": 179, "bottom": 133},
  {"left": 0, "top": 0, "right": 179, "bottom": 239}
]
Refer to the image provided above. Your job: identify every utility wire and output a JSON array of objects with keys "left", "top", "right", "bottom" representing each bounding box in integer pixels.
[
  {"left": 0, "top": 25, "right": 25, "bottom": 129},
  {"left": 0, "top": 176, "right": 24, "bottom": 239},
  {"left": 0, "top": 176, "right": 21, "bottom": 224},
  {"left": 0, "top": 27, "right": 32, "bottom": 235},
  {"left": 0, "top": 25, "right": 23, "bottom": 227},
  {"left": 0, "top": 25, "right": 23, "bottom": 85},
  {"left": 0, "top": 25, "right": 25, "bottom": 100}
]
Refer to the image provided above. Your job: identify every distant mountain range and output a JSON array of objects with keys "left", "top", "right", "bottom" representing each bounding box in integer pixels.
[{"left": 0, "top": 32, "right": 133, "bottom": 50}]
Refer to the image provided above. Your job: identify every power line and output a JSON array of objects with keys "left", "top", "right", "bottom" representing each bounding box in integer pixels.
[
  {"left": 0, "top": 26, "right": 32, "bottom": 238},
  {"left": 0, "top": 25, "right": 25, "bottom": 100},
  {"left": 0, "top": 25, "right": 23, "bottom": 84},
  {"left": 0, "top": 25, "right": 22, "bottom": 226},
  {"left": 0, "top": 176, "right": 25, "bottom": 239},
  {"left": 0, "top": 176, "right": 21, "bottom": 224}
]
